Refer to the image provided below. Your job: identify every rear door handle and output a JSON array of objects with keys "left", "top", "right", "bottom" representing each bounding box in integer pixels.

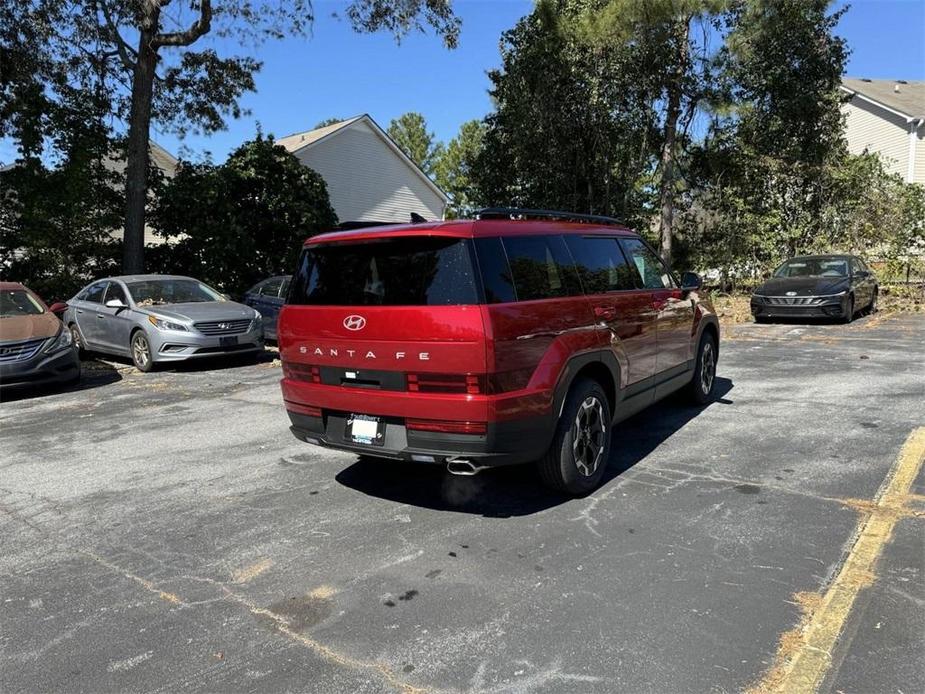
[{"left": 593, "top": 306, "right": 616, "bottom": 320}]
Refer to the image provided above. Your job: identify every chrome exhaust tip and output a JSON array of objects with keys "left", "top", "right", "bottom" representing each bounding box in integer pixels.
[{"left": 446, "top": 458, "right": 489, "bottom": 476}]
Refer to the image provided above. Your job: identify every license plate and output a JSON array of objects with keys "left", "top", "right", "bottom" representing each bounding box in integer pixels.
[
  {"left": 220, "top": 336, "right": 238, "bottom": 347},
  {"left": 346, "top": 414, "right": 384, "bottom": 446}
]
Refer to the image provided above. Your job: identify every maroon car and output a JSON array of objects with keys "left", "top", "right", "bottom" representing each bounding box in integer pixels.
[
  {"left": 0, "top": 282, "right": 80, "bottom": 389},
  {"left": 278, "top": 208, "right": 719, "bottom": 495}
]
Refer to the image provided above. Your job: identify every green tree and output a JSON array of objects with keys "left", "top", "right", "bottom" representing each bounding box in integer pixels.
[
  {"left": 676, "top": 0, "right": 851, "bottom": 281},
  {"left": 433, "top": 119, "right": 485, "bottom": 218},
  {"left": 474, "top": 0, "right": 660, "bottom": 228},
  {"left": 387, "top": 112, "right": 444, "bottom": 177},
  {"left": 5, "top": 1, "right": 460, "bottom": 276},
  {"left": 1, "top": 3, "right": 125, "bottom": 300},
  {"left": 314, "top": 117, "right": 346, "bottom": 128},
  {"left": 152, "top": 135, "right": 337, "bottom": 295},
  {"left": 575, "top": 0, "right": 728, "bottom": 266}
]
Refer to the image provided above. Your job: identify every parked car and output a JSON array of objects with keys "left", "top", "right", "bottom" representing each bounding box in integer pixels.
[
  {"left": 0, "top": 282, "right": 80, "bottom": 389},
  {"left": 243, "top": 275, "right": 291, "bottom": 340},
  {"left": 750, "top": 254, "right": 878, "bottom": 323},
  {"left": 64, "top": 275, "right": 264, "bottom": 372},
  {"left": 277, "top": 208, "right": 720, "bottom": 496}
]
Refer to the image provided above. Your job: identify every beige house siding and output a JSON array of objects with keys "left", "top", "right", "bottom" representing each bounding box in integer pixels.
[
  {"left": 842, "top": 97, "right": 911, "bottom": 179},
  {"left": 291, "top": 118, "right": 446, "bottom": 223}
]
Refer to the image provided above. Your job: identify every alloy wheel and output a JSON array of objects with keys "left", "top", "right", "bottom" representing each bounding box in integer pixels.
[
  {"left": 132, "top": 334, "right": 151, "bottom": 369},
  {"left": 700, "top": 342, "right": 716, "bottom": 395},
  {"left": 571, "top": 396, "right": 606, "bottom": 477}
]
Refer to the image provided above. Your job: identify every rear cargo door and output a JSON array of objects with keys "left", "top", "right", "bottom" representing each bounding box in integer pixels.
[{"left": 278, "top": 236, "right": 487, "bottom": 385}]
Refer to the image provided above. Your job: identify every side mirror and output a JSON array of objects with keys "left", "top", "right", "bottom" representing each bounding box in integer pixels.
[
  {"left": 105, "top": 298, "right": 127, "bottom": 309},
  {"left": 680, "top": 271, "right": 703, "bottom": 292},
  {"left": 855, "top": 270, "right": 870, "bottom": 279},
  {"left": 48, "top": 302, "right": 68, "bottom": 315}
]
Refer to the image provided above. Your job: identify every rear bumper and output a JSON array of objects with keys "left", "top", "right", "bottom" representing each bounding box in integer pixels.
[
  {"left": 0, "top": 347, "right": 80, "bottom": 389},
  {"left": 287, "top": 409, "right": 552, "bottom": 467}
]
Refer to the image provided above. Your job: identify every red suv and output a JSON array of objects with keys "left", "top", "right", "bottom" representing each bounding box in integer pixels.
[{"left": 278, "top": 209, "right": 719, "bottom": 495}]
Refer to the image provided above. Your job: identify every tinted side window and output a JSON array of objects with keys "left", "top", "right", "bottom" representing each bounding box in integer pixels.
[
  {"left": 260, "top": 278, "right": 284, "bottom": 297},
  {"left": 104, "top": 282, "right": 127, "bottom": 305},
  {"left": 501, "top": 235, "right": 581, "bottom": 301},
  {"left": 474, "top": 237, "right": 516, "bottom": 303},
  {"left": 619, "top": 238, "right": 673, "bottom": 289},
  {"left": 84, "top": 283, "right": 106, "bottom": 304},
  {"left": 564, "top": 236, "right": 637, "bottom": 293}
]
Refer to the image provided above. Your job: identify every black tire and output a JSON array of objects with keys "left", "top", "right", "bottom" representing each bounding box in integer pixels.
[
  {"left": 841, "top": 295, "right": 855, "bottom": 324},
  {"left": 537, "top": 378, "right": 612, "bottom": 496},
  {"left": 754, "top": 315, "right": 770, "bottom": 324},
  {"left": 687, "top": 333, "right": 718, "bottom": 405},
  {"left": 68, "top": 323, "right": 86, "bottom": 357},
  {"left": 130, "top": 330, "right": 155, "bottom": 372}
]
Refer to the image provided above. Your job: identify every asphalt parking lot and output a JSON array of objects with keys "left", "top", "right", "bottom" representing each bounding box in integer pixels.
[{"left": 1, "top": 313, "right": 923, "bottom": 694}]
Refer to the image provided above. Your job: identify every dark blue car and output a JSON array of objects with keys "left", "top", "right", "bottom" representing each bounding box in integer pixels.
[{"left": 243, "top": 275, "right": 290, "bottom": 340}]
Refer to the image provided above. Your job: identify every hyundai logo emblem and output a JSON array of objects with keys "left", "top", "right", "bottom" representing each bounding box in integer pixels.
[
  {"left": 343, "top": 315, "right": 367, "bottom": 331},
  {"left": 218, "top": 322, "right": 229, "bottom": 330},
  {"left": 785, "top": 291, "right": 797, "bottom": 297}
]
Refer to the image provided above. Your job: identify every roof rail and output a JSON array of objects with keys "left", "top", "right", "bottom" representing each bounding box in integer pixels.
[{"left": 475, "top": 207, "right": 624, "bottom": 226}]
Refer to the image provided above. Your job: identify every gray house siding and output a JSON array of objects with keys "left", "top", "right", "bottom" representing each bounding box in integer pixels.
[{"left": 295, "top": 119, "right": 446, "bottom": 223}]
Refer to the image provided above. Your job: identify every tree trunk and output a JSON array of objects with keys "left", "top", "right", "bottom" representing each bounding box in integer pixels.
[
  {"left": 657, "top": 18, "right": 690, "bottom": 269},
  {"left": 122, "top": 27, "right": 158, "bottom": 274}
]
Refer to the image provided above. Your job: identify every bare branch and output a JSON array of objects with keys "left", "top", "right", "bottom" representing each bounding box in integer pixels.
[
  {"left": 96, "top": 0, "right": 136, "bottom": 71},
  {"left": 152, "top": 0, "right": 212, "bottom": 48}
]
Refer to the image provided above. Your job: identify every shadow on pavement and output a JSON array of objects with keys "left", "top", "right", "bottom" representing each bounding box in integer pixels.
[
  {"left": 336, "top": 377, "right": 735, "bottom": 518},
  {"left": 90, "top": 347, "right": 277, "bottom": 374},
  {"left": 0, "top": 357, "right": 122, "bottom": 403}
]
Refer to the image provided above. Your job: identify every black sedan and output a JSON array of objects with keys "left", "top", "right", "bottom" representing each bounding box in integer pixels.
[{"left": 750, "top": 255, "right": 878, "bottom": 323}]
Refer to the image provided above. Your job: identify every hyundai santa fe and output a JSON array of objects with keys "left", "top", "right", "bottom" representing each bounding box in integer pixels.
[{"left": 278, "top": 208, "right": 720, "bottom": 495}]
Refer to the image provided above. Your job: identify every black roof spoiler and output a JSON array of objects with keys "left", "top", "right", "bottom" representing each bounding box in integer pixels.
[{"left": 332, "top": 212, "right": 431, "bottom": 232}]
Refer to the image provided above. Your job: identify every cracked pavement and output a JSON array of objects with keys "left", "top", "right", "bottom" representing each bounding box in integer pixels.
[{"left": 1, "top": 314, "right": 923, "bottom": 693}]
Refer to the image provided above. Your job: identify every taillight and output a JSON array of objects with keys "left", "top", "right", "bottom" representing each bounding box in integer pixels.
[
  {"left": 407, "top": 373, "right": 485, "bottom": 394},
  {"left": 283, "top": 362, "right": 321, "bottom": 383},
  {"left": 405, "top": 418, "right": 487, "bottom": 434},
  {"left": 285, "top": 401, "right": 322, "bottom": 417}
]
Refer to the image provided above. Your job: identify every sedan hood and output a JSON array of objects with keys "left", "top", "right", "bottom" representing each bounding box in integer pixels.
[
  {"left": 0, "top": 313, "right": 60, "bottom": 342},
  {"left": 141, "top": 301, "right": 257, "bottom": 323},
  {"left": 755, "top": 277, "right": 849, "bottom": 297}
]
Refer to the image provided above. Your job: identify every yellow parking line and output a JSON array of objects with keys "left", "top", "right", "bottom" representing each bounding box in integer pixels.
[{"left": 750, "top": 427, "right": 925, "bottom": 693}]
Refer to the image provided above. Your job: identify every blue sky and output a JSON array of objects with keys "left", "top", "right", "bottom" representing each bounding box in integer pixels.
[{"left": 2, "top": 0, "right": 923, "bottom": 165}]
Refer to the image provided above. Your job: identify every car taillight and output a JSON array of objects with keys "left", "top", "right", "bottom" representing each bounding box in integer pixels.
[
  {"left": 285, "top": 401, "right": 322, "bottom": 417},
  {"left": 283, "top": 362, "right": 321, "bottom": 383},
  {"left": 405, "top": 418, "right": 487, "bottom": 434},
  {"left": 407, "top": 373, "right": 485, "bottom": 394}
]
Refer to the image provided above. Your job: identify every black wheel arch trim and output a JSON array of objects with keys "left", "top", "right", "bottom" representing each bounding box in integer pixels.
[{"left": 551, "top": 350, "right": 622, "bottom": 421}]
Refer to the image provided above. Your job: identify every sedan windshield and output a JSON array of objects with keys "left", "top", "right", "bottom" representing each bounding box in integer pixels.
[
  {"left": 0, "top": 289, "right": 45, "bottom": 317},
  {"left": 126, "top": 279, "right": 224, "bottom": 306},
  {"left": 774, "top": 258, "right": 848, "bottom": 278}
]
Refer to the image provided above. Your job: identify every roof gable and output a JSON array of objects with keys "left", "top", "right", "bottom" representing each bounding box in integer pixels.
[
  {"left": 276, "top": 114, "right": 448, "bottom": 203},
  {"left": 841, "top": 78, "right": 925, "bottom": 120}
]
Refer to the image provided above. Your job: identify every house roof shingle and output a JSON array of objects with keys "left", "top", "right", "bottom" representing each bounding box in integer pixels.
[
  {"left": 275, "top": 116, "right": 364, "bottom": 154},
  {"left": 841, "top": 78, "right": 925, "bottom": 119}
]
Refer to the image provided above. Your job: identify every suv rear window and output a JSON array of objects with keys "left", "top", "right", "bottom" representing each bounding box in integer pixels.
[{"left": 289, "top": 237, "right": 479, "bottom": 306}]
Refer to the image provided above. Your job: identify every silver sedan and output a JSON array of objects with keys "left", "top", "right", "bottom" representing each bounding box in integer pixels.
[{"left": 64, "top": 275, "right": 264, "bottom": 371}]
